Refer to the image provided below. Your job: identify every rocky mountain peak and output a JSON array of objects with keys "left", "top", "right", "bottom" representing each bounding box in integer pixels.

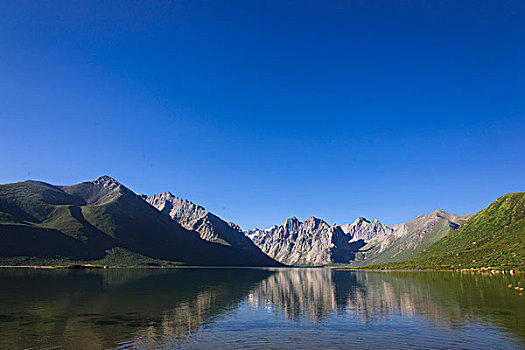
[
  {"left": 283, "top": 216, "right": 300, "bottom": 225},
  {"left": 305, "top": 216, "right": 325, "bottom": 225},
  {"left": 304, "top": 217, "right": 329, "bottom": 231},
  {"left": 352, "top": 217, "right": 371, "bottom": 225},
  {"left": 60, "top": 175, "right": 134, "bottom": 205},
  {"left": 156, "top": 191, "right": 176, "bottom": 199},
  {"left": 340, "top": 216, "right": 394, "bottom": 243},
  {"left": 93, "top": 175, "right": 122, "bottom": 189},
  {"left": 409, "top": 209, "right": 460, "bottom": 225},
  {"left": 429, "top": 209, "right": 457, "bottom": 221},
  {"left": 227, "top": 222, "right": 243, "bottom": 233}
]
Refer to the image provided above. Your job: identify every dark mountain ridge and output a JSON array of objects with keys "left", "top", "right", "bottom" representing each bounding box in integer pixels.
[{"left": 0, "top": 176, "right": 282, "bottom": 267}]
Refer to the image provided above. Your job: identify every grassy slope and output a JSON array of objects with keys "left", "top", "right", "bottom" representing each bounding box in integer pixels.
[
  {"left": 365, "top": 193, "right": 525, "bottom": 271},
  {"left": 0, "top": 181, "right": 112, "bottom": 260},
  {"left": 0, "top": 180, "right": 282, "bottom": 266},
  {"left": 0, "top": 247, "right": 183, "bottom": 267}
]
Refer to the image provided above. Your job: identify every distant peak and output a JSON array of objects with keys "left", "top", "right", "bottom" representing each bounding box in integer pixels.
[
  {"left": 158, "top": 191, "right": 176, "bottom": 199},
  {"left": 93, "top": 175, "right": 121, "bottom": 187},
  {"left": 227, "top": 222, "right": 242, "bottom": 232},
  {"left": 148, "top": 192, "right": 181, "bottom": 202},
  {"left": 353, "top": 217, "right": 371, "bottom": 225},
  {"left": 283, "top": 216, "right": 301, "bottom": 225},
  {"left": 305, "top": 216, "right": 328, "bottom": 226},
  {"left": 430, "top": 209, "right": 456, "bottom": 221},
  {"left": 431, "top": 209, "right": 447, "bottom": 215}
]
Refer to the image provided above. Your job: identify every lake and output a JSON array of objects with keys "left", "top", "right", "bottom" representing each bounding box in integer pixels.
[{"left": 0, "top": 267, "right": 524, "bottom": 349}]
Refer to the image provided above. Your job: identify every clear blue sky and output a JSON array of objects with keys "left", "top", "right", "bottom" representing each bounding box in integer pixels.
[{"left": 1, "top": 1, "right": 524, "bottom": 229}]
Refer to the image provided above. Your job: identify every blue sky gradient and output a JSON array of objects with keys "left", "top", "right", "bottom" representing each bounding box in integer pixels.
[{"left": 1, "top": 1, "right": 524, "bottom": 229}]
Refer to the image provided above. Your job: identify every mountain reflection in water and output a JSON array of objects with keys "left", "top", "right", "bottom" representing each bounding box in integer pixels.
[
  {"left": 249, "top": 269, "right": 525, "bottom": 334},
  {"left": 0, "top": 268, "right": 271, "bottom": 349},
  {"left": 0, "top": 268, "right": 524, "bottom": 349}
]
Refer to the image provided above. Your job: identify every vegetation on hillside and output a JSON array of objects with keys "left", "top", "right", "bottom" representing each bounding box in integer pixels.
[
  {"left": 362, "top": 193, "right": 525, "bottom": 271},
  {"left": 0, "top": 179, "right": 282, "bottom": 267}
]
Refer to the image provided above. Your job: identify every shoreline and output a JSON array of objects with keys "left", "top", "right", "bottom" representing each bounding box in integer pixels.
[
  {"left": 337, "top": 267, "right": 522, "bottom": 274},
  {"left": 0, "top": 264, "right": 522, "bottom": 274}
]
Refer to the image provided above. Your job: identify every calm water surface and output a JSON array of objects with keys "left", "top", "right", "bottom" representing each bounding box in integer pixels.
[{"left": 0, "top": 268, "right": 524, "bottom": 349}]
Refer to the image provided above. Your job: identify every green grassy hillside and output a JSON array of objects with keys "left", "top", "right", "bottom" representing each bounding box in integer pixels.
[
  {"left": 0, "top": 178, "right": 282, "bottom": 267},
  {"left": 366, "top": 192, "right": 525, "bottom": 271}
]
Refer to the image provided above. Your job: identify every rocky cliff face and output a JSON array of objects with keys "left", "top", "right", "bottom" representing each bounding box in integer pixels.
[
  {"left": 248, "top": 210, "right": 470, "bottom": 266},
  {"left": 340, "top": 217, "right": 394, "bottom": 242},
  {"left": 146, "top": 192, "right": 281, "bottom": 266},
  {"left": 249, "top": 217, "right": 364, "bottom": 266}
]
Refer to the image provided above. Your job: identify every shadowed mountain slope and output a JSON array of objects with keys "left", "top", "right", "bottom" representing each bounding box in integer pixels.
[{"left": 0, "top": 176, "right": 280, "bottom": 266}]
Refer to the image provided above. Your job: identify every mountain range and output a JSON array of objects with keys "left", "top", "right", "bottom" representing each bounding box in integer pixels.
[
  {"left": 0, "top": 175, "right": 522, "bottom": 269},
  {"left": 0, "top": 176, "right": 281, "bottom": 267},
  {"left": 248, "top": 210, "right": 470, "bottom": 266}
]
